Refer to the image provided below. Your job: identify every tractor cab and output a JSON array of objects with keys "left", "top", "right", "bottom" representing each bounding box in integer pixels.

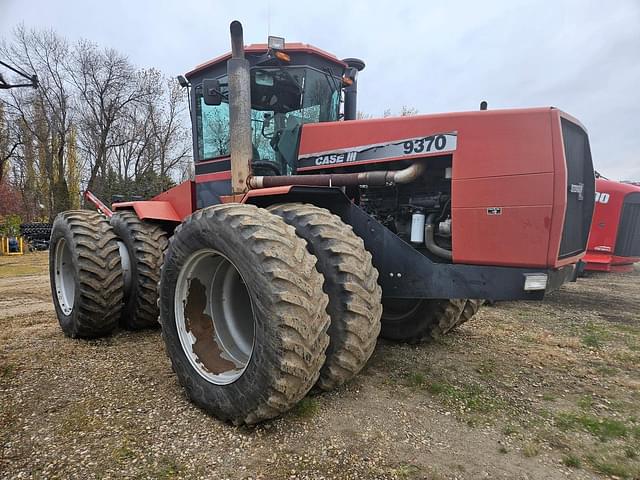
[{"left": 184, "top": 39, "right": 359, "bottom": 176}]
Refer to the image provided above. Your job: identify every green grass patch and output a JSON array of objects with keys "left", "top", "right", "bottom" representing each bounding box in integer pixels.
[
  {"left": 0, "top": 363, "right": 16, "bottom": 379},
  {"left": 562, "top": 454, "right": 581, "bottom": 468},
  {"left": 502, "top": 424, "right": 518, "bottom": 436},
  {"left": 587, "top": 455, "right": 634, "bottom": 479},
  {"left": 406, "top": 371, "right": 427, "bottom": 388},
  {"left": 582, "top": 333, "right": 602, "bottom": 348},
  {"left": 577, "top": 395, "right": 594, "bottom": 410},
  {"left": 392, "top": 464, "right": 421, "bottom": 479},
  {"left": 555, "top": 412, "right": 628, "bottom": 441},
  {"left": 292, "top": 397, "right": 320, "bottom": 418}
]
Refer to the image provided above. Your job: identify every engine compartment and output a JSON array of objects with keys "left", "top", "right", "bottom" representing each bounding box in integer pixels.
[{"left": 356, "top": 159, "right": 454, "bottom": 261}]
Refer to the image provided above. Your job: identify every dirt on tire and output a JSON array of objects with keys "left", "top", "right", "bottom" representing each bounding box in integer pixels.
[
  {"left": 269, "top": 203, "right": 383, "bottom": 391},
  {"left": 110, "top": 210, "right": 168, "bottom": 330},
  {"left": 49, "top": 210, "right": 123, "bottom": 338},
  {"left": 159, "top": 204, "right": 331, "bottom": 425}
]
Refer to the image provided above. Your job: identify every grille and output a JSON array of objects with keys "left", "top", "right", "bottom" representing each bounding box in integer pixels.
[
  {"left": 615, "top": 192, "right": 640, "bottom": 257},
  {"left": 558, "top": 118, "right": 595, "bottom": 259}
]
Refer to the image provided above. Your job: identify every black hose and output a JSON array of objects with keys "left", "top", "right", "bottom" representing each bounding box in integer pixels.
[{"left": 424, "top": 213, "right": 452, "bottom": 260}]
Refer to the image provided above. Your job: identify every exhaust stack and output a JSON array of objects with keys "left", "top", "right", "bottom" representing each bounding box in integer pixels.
[{"left": 227, "top": 21, "right": 252, "bottom": 194}]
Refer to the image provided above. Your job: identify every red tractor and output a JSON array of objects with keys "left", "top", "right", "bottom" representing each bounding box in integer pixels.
[
  {"left": 583, "top": 176, "right": 640, "bottom": 272},
  {"left": 49, "top": 22, "right": 595, "bottom": 424}
]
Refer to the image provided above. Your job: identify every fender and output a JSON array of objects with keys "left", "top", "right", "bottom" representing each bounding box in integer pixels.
[{"left": 112, "top": 181, "right": 196, "bottom": 223}]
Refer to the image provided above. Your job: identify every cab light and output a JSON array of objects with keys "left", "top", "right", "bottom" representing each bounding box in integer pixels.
[
  {"left": 268, "top": 35, "right": 285, "bottom": 50},
  {"left": 523, "top": 273, "right": 548, "bottom": 291},
  {"left": 274, "top": 51, "right": 290, "bottom": 62},
  {"left": 341, "top": 75, "right": 353, "bottom": 86}
]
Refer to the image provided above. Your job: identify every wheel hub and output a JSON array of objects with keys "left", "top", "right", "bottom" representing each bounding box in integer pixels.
[
  {"left": 53, "top": 238, "right": 75, "bottom": 316},
  {"left": 174, "top": 249, "right": 255, "bottom": 385}
]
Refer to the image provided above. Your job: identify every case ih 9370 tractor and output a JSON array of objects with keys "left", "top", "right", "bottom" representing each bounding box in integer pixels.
[{"left": 49, "top": 22, "right": 595, "bottom": 424}]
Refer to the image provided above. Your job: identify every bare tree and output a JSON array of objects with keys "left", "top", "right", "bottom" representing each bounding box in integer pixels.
[
  {"left": 0, "top": 25, "right": 74, "bottom": 216},
  {"left": 69, "top": 41, "right": 156, "bottom": 193},
  {"left": 147, "top": 78, "right": 190, "bottom": 188}
]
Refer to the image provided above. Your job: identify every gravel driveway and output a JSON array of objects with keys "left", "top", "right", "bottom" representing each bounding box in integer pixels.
[{"left": 1, "top": 252, "right": 639, "bottom": 479}]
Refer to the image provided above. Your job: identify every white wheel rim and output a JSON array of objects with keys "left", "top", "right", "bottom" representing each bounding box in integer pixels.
[
  {"left": 118, "top": 241, "right": 133, "bottom": 298},
  {"left": 174, "top": 249, "right": 256, "bottom": 385},
  {"left": 54, "top": 238, "right": 75, "bottom": 316}
]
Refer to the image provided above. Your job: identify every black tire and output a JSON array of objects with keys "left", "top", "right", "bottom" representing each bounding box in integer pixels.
[
  {"left": 110, "top": 211, "right": 168, "bottom": 330},
  {"left": 268, "top": 203, "right": 382, "bottom": 391},
  {"left": 456, "top": 299, "right": 484, "bottom": 329},
  {"left": 49, "top": 210, "right": 123, "bottom": 338},
  {"left": 380, "top": 298, "right": 467, "bottom": 343},
  {"left": 159, "top": 204, "right": 330, "bottom": 425}
]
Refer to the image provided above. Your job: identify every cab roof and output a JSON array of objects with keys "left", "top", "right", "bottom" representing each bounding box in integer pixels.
[{"left": 185, "top": 43, "right": 347, "bottom": 79}]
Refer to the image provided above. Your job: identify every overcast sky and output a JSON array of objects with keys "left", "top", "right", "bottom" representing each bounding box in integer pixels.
[{"left": 1, "top": 0, "right": 639, "bottom": 180}]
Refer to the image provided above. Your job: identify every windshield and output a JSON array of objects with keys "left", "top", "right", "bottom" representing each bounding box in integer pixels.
[{"left": 196, "top": 66, "right": 341, "bottom": 170}]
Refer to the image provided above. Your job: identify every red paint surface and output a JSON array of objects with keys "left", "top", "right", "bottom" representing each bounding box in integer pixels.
[
  {"left": 113, "top": 181, "right": 195, "bottom": 222},
  {"left": 298, "top": 107, "right": 581, "bottom": 268},
  {"left": 584, "top": 178, "right": 640, "bottom": 271},
  {"left": 196, "top": 171, "right": 232, "bottom": 183}
]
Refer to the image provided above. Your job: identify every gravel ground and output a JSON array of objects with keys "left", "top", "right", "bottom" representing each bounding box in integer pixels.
[{"left": 1, "top": 252, "right": 639, "bottom": 479}]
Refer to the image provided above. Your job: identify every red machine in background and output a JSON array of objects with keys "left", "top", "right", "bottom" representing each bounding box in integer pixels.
[{"left": 584, "top": 177, "right": 640, "bottom": 272}]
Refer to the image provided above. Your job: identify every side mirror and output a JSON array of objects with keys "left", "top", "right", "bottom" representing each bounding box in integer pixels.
[{"left": 202, "top": 78, "right": 222, "bottom": 106}]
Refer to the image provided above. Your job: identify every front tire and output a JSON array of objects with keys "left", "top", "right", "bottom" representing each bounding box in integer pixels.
[
  {"left": 49, "top": 210, "right": 123, "bottom": 338},
  {"left": 380, "top": 298, "right": 467, "bottom": 343},
  {"left": 159, "top": 204, "right": 330, "bottom": 424}
]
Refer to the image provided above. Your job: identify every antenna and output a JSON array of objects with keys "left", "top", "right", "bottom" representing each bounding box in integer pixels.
[{"left": 267, "top": 0, "right": 271, "bottom": 37}]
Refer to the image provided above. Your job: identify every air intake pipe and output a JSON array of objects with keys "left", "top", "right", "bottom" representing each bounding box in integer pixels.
[
  {"left": 227, "top": 21, "right": 253, "bottom": 194},
  {"left": 248, "top": 162, "right": 425, "bottom": 189}
]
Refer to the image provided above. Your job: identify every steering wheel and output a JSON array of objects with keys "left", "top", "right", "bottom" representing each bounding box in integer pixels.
[{"left": 252, "top": 161, "right": 281, "bottom": 177}]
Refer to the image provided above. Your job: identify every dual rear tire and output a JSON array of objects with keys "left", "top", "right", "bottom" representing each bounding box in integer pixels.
[
  {"left": 159, "top": 204, "right": 382, "bottom": 424},
  {"left": 50, "top": 210, "right": 167, "bottom": 338}
]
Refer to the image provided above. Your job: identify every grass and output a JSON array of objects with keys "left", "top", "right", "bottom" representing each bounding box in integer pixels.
[
  {"left": 555, "top": 412, "right": 629, "bottom": 441},
  {"left": 522, "top": 442, "right": 540, "bottom": 458},
  {"left": 577, "top": 395, "right": 594, "bottom": 410},
  {"left": 587, "top": 455, "right": 634, "bottom": 479},
  {"left": 392, "top": 464, "right": 421, "bottom": 479},
  {"left": 0, "top": 362, "right": 17, "bottom": 379},
  {"left": 582, "top": 333, "right": 602, "bottom": 348},
  {"left": 112, "top": 441, "right": 136, "bottom": 462},
  {"left": 0, "top": 252, "right": 48, "bottom": 278},
  {"left": 58, "top": 402, "right": 105, "bottom": 435},
  {"left": 406, "top": 372, "right": 427, "bottom": 388},
  {"left": 153, "top": 456, "right": 182, "bottom": 479},
  {"left": 292, "top": 397, "right": 320, "bottom": 418},
  {"left": 562, "top": 454, "right": 582, "bottom": 468},
  {"left": 624, "top": 446, "right": 637, "bottom": 459},
  {"left": 502, "top": 425, "right": 518, "bottom": 436}
]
